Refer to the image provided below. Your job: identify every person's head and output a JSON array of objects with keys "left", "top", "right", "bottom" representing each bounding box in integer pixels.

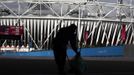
[{"left": 68, "top": 24, "right": 77, "bottom": 32}]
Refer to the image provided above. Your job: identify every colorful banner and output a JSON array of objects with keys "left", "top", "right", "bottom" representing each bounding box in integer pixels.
[
  {"left": 0, "top": 26, "right": 24, "bottom": 36},
  {"left": 84, "top": 31, "right": 89, "bottom": 45},
  {"left": 121, "top": 24, "right": 126, "bottom": 42}
]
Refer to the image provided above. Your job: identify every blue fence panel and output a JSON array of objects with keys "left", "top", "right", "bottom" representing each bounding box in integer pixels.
[{"left": 1, "top": 46, "right": 124, "bottom": 57}]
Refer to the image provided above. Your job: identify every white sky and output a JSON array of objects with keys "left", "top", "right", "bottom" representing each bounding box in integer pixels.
[{"left": 99, "top": 0, "right": 134, "bottom": 4}]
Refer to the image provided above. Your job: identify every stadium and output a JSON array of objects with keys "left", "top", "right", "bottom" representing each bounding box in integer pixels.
[{"left": 0, "top": 0, "right": 134, "bottom": 75}]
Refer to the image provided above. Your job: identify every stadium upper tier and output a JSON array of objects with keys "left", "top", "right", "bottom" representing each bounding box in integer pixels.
[{"left": 0, "top": 0, "right": 133, "bottom": 22}]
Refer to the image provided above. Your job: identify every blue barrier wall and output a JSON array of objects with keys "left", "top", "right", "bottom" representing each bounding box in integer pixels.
[{"left": 1, "top": 46, "right": 124, "bottom": 57}]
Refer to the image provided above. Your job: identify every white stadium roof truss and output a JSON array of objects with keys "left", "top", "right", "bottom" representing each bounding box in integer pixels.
[{"left": 0, "top": 0, "right": 134, "bottom": 49}]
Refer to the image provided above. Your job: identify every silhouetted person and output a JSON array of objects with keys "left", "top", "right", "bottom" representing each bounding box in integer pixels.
[{"left": 52, "top": 24, "right": 79, "bottom": 75}]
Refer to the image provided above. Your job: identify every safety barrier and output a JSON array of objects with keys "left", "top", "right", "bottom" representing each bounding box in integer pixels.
[{"left": 0, "top": 17, "right": 133, "bottom": 50}]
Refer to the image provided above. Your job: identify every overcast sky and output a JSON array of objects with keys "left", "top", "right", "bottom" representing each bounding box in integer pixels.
[{"left": 99, "top": 0, "right": 134, "bottom": 4}]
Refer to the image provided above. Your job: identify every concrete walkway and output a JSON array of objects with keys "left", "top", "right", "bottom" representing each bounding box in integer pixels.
[{"left": 0, "top": 56, "right": 134, "bottom": 75}]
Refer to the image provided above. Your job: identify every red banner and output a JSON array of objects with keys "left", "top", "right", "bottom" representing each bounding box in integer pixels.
[
  {"left": 121, "top": 24, "right": 126, "bottom": 42},
  {"left": 0, "top": 26, "right": 24, "bottom": 36},
  {"left": 84, "top": 31, "right": 89, "bottom": 46}
]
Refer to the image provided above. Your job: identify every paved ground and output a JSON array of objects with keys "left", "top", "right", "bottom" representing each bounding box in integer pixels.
[{"left": 0, "top": 56, "right": 134, "bottom": 75}]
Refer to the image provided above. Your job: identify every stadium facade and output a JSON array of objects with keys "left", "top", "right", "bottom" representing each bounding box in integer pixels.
[{"left": 0, "top": 0, "right": 134, "bottom": 51}]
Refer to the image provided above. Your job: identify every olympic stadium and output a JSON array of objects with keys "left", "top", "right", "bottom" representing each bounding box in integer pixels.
[{"left": 0, "top": 0, "right": 134, "bottom": 75}]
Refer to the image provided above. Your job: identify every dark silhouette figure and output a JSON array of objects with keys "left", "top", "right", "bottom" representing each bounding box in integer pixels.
[{"left": 52, "top": 24, "right": 79, "bottom": 75}]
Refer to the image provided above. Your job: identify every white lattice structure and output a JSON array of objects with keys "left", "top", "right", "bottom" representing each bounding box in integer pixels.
[{"left": 0, "top": 0, "right": 134, "bottom": 50}]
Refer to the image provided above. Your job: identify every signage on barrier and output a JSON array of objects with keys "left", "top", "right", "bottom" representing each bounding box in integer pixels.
[{"left": 0, "top": 26, "right": 24, "bottom": 36}]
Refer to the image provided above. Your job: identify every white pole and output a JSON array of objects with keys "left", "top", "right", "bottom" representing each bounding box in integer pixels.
[
  {"left": 112, "top": 23, "right": 118, "bottom": 46},
  {"left": 115, "top": 24, "right": 122, "bottom": 46},
  {"left": 106, "top": 22, "right": 113, "bottom": 46},
  {"left": 54, "top": 20, "right": 57, "bottom": 37},
  {"left": 40, "top": 19, "right": 43, "bottom": 48},
  {"left": 30, "top": 19, "right": 33, "bottom": 40},
  {"left": 37, "top": 19, "right": 40, "bottom": 47},
  {"left": 89, "top": 21, "right": 92, "bottom": 37},
  {"left": 125, "top": 25, "right": 130, "bottom": 44},
  {"left": 78, "top": 21, "right": 84, "bottom": 43},
  {"left": 133, "top": 29, "right": 134, "bottom": 44},
  {"left": 129, "top": 26, "right": 133, "bottom": 44},
  {"left": 78, "top": 3, "right": 81, "bottom": 48},
  {"left": 18, "top": 0, "right": 20, "bottom": 16},
  {"left": 23, "top": 19, "right": 26, "bottom": 44},
  {"left": 101, "top": 22, "right": 108, "bottom": 44},
  {"left": 96, "top": 21, "right": 102, "bottom": 44},
  {"left": 27, "top": 19, "right": 30, "bottom": 45},
  {"left": 3, "top": 19, "right": 6, "bottom": 25},
  {"left": 47, "top": 20, "right": 50, "bottom": 49},
  {"left": 39, "top": 0, "right": 42, "bottom": 16},
  {"left": 30, "top": 19, "right": 33, "bottom": 48},
  {"left": 6, "top": 19, "right": 9, "bottom": 26},
  {"left": 61, "top": 3, "right": 63, "bottom": 16}
]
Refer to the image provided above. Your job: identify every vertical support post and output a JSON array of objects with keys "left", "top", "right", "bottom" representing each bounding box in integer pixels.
[
  {"left": 78, "top": 3, "right": 81, "bottom": 48},
  {"left": 61, "top": 3, "right": 63, "bottom": 16},
  {"left": 39, "top": 0, "right": 42, "bottom": 16},
  {"left": 18, "top": 0, "right": 20, "bottom": 16}
]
